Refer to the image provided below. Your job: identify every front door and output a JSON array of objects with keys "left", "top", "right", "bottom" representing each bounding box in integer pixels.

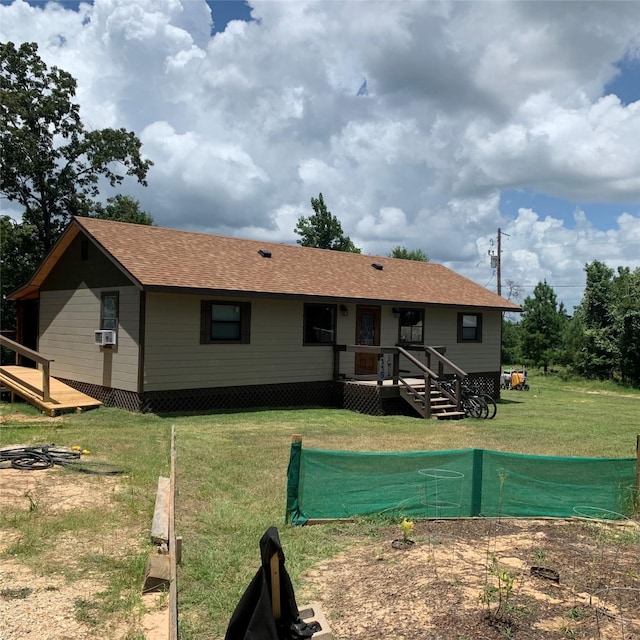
[{"left": 355, "top": 305, "right": 381, "bottom": 375}]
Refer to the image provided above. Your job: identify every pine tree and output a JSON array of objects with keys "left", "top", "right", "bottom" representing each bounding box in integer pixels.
[
  {"left": 519, "top": 280, "right": 566, "bottom": 373},
  {"left": 295, "top": 193, "right": 360, "bottom": 252}
]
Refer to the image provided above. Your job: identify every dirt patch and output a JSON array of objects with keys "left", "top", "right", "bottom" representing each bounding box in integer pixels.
[
  {"left": 300, "top": 518, "right": 640, "bottom": 639},
  {"left": 0, "top": 412, "right": 64, "bottom": 424},
  {"left": 0, "top": 465, "right": 123, "bottom": 517},
  {"left": 0, "top": 462, "right": 167, "bottom": 640}
]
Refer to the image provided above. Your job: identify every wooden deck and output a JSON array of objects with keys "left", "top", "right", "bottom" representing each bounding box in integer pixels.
[{"left": 0, "top": 365, "right": 102, "bottom": 416}]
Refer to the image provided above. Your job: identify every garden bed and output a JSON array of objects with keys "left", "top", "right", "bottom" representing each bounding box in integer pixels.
[{"left": 300, "top": 518, "right": 640, "bottom": 639}]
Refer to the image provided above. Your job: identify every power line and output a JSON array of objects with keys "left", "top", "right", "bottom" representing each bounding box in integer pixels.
[{"left": 519, "top": 283, "right": 585, "bottom": 288}]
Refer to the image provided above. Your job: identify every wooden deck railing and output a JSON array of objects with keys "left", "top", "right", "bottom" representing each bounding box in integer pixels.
[
  {"left": 334, "top": 344, "right": 466, "bottom": 381},
  {"left": 0, "top": 335, "right": 54, "bottom": 402},
  {"left": 334, "top": 344, "right": 468, "bottom": 417}
]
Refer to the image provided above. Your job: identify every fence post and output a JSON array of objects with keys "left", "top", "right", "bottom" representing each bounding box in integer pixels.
[
  {"left": 169, "top": 425, "right": 178, "bottom": 640},
  {"left": 285, "top": 435, "right": 304, "bottom": 524},
  {"left": 470, "top": 449, "right": 484, "bottom": 517},
  {"left": 636, "top": 434, "right": 640, "bottom": 503}
]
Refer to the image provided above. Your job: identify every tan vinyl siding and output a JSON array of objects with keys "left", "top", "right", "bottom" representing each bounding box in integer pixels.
[
  {"left": 142, "top": 296, "right": 501, "bottom": 391},
  {"left": 39, "top": 287, "right": 140, "bottom": 391},
  {"left": 143, "top": 294, "right": 341, "bottom": 391},
  {"left": 335, "top": 303, "right": 354, "bottom": 376},
  {"left": 426, "top": 308, "right": 501, "bottom": 372}
]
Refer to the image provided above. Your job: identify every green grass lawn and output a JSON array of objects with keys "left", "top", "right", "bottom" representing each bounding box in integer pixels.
[{"left": 1, "top": 373, "right": 639, "bottom": 639}]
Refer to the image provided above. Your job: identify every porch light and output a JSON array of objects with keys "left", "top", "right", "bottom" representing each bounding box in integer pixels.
[
  {"left": 392, "top": 307, "right": 400, "bottom": 318},
  {"left": 340, "top": 304, "right": 349, "bottom": 317}
]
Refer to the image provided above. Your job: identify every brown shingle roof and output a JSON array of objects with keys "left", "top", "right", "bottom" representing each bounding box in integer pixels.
[{"left": 15, "top": 217, "right": 522, "bottom": 310}]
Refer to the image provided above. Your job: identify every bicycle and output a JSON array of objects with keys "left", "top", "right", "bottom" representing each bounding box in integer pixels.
[
  {"left": 440, "top": 378, "right": 497, "bottom": 419},
  {"left": 479, "top": 393, "right": 497, "bottom": 419},
  {"left": 440, "top": 378, "right": 485, "bottom": 419}
]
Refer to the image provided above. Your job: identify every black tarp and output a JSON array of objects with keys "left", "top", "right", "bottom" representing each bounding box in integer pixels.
[{"left": 225, "top": 527, "right": 317, "bottom": 640}]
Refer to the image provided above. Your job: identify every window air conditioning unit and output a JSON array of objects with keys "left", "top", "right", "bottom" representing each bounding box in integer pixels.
[{"left": 94, "top": 330, "right": 116, "bottom": 346}]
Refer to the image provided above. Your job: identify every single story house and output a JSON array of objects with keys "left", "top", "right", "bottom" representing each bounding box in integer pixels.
[{"left": 8, "top": 216, "right": 521, "bottom": 414}]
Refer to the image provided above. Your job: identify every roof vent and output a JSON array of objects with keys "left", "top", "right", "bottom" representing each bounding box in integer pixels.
[
  {"left": 258, "top": 249, "right": 272, "bottom": 258},
  {"left": 371, "top": 262, "right": 383, "bottom": 271}
]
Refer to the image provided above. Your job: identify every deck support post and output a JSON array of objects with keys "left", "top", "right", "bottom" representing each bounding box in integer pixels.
[
  {"left": 42, "top": 362, "right": 51, "bottom": 402},
  {"left": 392, "top": 352, "right": 400, "bottom": 384}
]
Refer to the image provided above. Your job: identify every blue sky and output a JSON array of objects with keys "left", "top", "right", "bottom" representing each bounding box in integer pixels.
[
  {"left": 605, "top": 57, "right": 640, "bottom": 107},
  {"left": 1, "top": 0, "right": 639, "bottom": 311}
]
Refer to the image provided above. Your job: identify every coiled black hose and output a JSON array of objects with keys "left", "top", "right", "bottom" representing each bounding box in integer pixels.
[{"left": 0, "top": 444, "right": 126, "bottom": 475}]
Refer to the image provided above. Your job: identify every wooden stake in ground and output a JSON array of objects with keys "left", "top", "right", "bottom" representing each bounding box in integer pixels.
[
  {"left": 636, "top": 434, "right": 640, "bottom": 510},
  {"left": 270, "top": 553, "right": 281, "bottom": 621}
]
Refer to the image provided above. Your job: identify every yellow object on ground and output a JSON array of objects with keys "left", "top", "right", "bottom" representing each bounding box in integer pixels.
[{"left": 511, "top": 371, "right": 525, "bottom": 388}]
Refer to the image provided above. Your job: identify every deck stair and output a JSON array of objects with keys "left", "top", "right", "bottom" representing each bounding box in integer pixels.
[
  {"left": 399, "top": 378, "right": 465, "bottom": 420},
  {"left": 394, "top": 346, "right": 467, "bottom": 420}
]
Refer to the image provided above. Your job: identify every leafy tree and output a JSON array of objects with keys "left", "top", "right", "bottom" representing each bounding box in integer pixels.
[
  {"left": 612, "top": 266, "right": 640, "bottom": 383},
  {"left": 573, "top": 261, "right": 618, "bottom": 379},
  {"left": 92, "top": 195, "right": 155, "bottom": 225},
  {"left": 501, "top": 317, "right": 522, "bottom": 365},
  {"left": 557, "top": 313, "right": 586, "bottom": 369},
  {"left": 0, "top": 42, "right": 154, "bottom": 342},
  {"left": 0, "top": 41, "right": 153, "bottom": 253},
  {"left": 519, "top": 280, "right": 566, "bottom": 373},
  {"left": 553, "top": 261, "right": 639, "bottom": 385},
  {"left": 388, "top": 246, "right": 429, "bottom": 261},
  {"left": 580, "top": 260, "right": 615, "bottom": 330},
  {"left": 0, "top": 216, "right": 40, "bottom": 333},
  {"left": 295, "top": 193, "right": 361, "bottom": 253}
]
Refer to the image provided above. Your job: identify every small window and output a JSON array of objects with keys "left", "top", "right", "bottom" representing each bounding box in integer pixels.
[
  {"left": 200, "top": 301, "right": 251, "bottom": 344},
  {"left": 101, "top": 292, "right": 119, "bottom": 331},
  {"left": 398, "top": 308, "right": 424, "bottom": 344},
  {"left": 458, "top": 313, "right": 483, "bottom": 342},
  {"left": 304, "top": 304, "right": 336, "bottom": 345}
]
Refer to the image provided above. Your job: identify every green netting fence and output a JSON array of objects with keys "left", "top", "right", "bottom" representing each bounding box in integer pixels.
[{"left": 285, "top": 440, "right": 638, "bottom": 525}]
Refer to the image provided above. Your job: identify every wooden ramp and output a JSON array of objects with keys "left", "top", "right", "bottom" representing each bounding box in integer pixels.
[{"left": 0, "top": 365, "right": 102, "bottom": 416}]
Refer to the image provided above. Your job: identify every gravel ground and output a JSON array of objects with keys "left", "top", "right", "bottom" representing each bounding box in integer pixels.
[
  {"left": 0, "top": 559, "right": 101, "bottom": 639},
  {"left": 0, "top": 447, "right": 167, "bottom": 640}
]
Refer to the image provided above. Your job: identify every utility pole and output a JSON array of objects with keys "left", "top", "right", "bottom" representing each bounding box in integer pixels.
[
  {"left": 489, "top": 228, "right": 507, "bottom": 296},
  {"left": 497, "top": 227, "right": 502, "bottom": 297}
]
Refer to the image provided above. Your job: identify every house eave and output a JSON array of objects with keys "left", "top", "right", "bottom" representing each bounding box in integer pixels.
[{"left": 7, "top": 218, "right": 143, "bottom": 301}]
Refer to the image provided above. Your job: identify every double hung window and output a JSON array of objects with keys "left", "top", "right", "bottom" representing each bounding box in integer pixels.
[
  {"left": 398, "top": 309, "right": 424, "bottom": 344},
  {"left": 101, "top": 292, "right": 119, "bottom": 331},
  {"left": 303, "top": 304, "right": 336, "bottom": 345},
  {"left": 200, "top": 301, "right": 251, "bottom": 344},
  {"left": 457, "top": 313, "right": 483, "bottom": 342}
]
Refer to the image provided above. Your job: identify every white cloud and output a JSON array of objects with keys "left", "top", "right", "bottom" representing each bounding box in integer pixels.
[
  {"left": 468, "top": 207, "right": 640, "bottom": 312},
  {"left": 1, "top": 0, "right": 639, "bottom": 311},
  {"left": 356, "top": 207, "right": 407, "bottom": 241}
]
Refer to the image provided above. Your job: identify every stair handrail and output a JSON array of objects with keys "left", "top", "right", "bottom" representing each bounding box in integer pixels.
[
  {"left": 397, "top": 347, "right": 441, "bottom": 418},
  {"left": 398, "top": 346, "right": 468, "bottom": 413},
  {"left": 396, "top": 347, "right": 438, "bottom": 379},
  {"left": 424, "top": 346, "right": 467, "bottom": 379},
  {"left": 0, "top": 335, "right": 54, "bottom": 402}
]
